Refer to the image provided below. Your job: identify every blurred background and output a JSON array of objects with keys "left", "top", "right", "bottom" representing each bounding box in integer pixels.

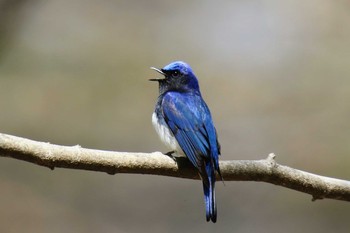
[{"left": 1, "top": 0, "right": 350, "bottom": 232}]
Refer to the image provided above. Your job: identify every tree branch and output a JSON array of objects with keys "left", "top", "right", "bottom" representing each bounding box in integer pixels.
[{"left": 1, "top": 133, "right": 350, "bottom": 202}]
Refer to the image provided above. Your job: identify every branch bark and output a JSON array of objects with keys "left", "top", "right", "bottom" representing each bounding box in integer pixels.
[{"left": 1, "top": 133, "right": 350, "bottom": 202}]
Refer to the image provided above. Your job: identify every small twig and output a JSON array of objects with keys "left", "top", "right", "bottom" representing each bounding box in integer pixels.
[{"left": 1, "top": 133, "right": 350, "bottom": 201}]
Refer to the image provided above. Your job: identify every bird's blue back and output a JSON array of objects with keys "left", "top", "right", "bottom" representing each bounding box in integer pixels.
[{"left": 159, "top": 92, "right": 220, "bottom": 172}]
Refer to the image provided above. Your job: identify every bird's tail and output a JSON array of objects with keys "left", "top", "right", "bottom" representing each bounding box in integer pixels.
[{"left": 202, "top": 161, "right": 217, "bottom": 223}]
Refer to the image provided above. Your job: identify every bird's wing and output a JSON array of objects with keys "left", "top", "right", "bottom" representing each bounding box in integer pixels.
[{"left": 161, "top": 92, "right": 219, "bottom": 171}]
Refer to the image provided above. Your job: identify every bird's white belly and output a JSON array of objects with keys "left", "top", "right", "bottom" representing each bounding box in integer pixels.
[{"left": 152, "top": 112, "right": 183, "bottom": 155}]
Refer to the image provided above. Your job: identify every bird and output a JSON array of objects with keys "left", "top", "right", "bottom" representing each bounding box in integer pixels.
[{"left": 150, "top": 61, "right": 222, "bottom": 223}]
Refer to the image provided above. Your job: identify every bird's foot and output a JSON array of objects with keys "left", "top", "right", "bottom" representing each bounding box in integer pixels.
[{"left": 165, "top": 150, "right": 177, "bottom": 162}]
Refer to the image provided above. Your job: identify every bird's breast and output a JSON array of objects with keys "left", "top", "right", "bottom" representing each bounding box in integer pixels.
[{"left": 152, "top": 112, "right": 183, "bottom": 154}]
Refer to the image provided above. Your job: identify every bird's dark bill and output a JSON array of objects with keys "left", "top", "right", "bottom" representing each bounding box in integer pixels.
[
  {"left": 150, "top": 67, "right": 166, "bottom": 81},
  {"left": 149, "top": 78, "right": 163, "bottom": 81},
  {"left": 150, "top": 67, "right": 165, "bottom": 75}
]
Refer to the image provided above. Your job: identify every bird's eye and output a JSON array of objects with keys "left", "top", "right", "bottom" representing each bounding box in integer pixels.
[{"left": 172, "top": 70, "right": 180, "bottom": 77}]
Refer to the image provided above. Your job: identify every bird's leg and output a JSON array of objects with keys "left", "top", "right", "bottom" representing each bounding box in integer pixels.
[
  {"left": 165, "top": 150, "right": 177, "bottom": 161},
  {"left": 165, "top": 150, "right": 175, "bottom": 156}
]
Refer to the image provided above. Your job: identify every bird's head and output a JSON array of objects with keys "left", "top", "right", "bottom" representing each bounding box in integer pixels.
[{"left": 150, "top": 61, "right": 200, "bottom": 94}]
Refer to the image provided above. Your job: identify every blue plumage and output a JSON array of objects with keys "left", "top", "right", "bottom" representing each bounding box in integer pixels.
[{"left": 150, "top": 61, "right": 221, "bottom": 223}]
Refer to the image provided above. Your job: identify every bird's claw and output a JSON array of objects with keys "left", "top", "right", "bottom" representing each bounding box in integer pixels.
[{"left": 165, "top": 150, "right": 177, "bottom": 162}]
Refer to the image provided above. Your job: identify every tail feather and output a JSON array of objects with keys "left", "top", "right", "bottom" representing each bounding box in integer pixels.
[{"left": 202, "top": 161, "right": 217, "bottom": 223}]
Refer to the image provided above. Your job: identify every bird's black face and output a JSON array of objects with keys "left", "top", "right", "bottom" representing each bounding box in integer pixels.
[
  {"left": 150, "top": 67, "right": 184, "bottom": 82},
  {"left": 150, "top": 61, "right": 199, "bottom": 95}
]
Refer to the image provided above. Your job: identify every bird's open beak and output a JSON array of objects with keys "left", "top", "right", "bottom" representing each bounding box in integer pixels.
[{"left": 149, "top": 67, "right": 166, "bottom": 81}]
